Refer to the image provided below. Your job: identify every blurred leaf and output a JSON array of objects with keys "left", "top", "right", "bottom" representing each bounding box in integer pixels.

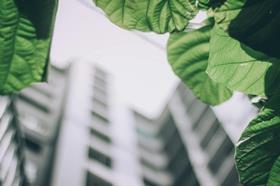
[
  {"left": 235, "top": 96, "right": 280, "bottom": 185},
  {"left": 207, "top": 25, "right": 280, "bottom": 96},
  {"left": 167, "top": 23, "right": 232, "bottom": 105},
  {"left": 94, "top": 0, "right": 198, "bottom": 33},
  {"left": 0, "top": 0, "right": 58, "bottom": 94}
]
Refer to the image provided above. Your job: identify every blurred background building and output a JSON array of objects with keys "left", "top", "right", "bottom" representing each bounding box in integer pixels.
[
  {"left": 133, "top": 84, "right": 243, "bottom": 186},
  {"left": 15, "top": 66, "right": 67, "bottom": 186},
  {"left": 0, "top": 61, "right": 257, "bottom": 186},
  {"left": 0, "top": 97, "right": 26, "bottom": 186}
]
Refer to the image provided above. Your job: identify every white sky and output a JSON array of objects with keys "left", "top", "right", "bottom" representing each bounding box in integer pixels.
[{"left": 51, "top": 0, "right": 181, "bottom": 117}]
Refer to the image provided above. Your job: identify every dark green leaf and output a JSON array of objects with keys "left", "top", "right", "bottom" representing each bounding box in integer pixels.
[
  {"left": 235, "top": 95, "right": 280, "bottom": 185},
  {"left": 0, "top": 0, "right": 58, "bottom": 94},
  {"left": 268, "top": 156, "right": 280, "bottom": 186},
  {"left": 167, "top": 23, "right": 232, "bottom": 105},
  {"left": 214, "top": 0, "right": 280, "bottom": 58},
  {"left": 198, "top": 0, "right": 225, "bottom": 9}
]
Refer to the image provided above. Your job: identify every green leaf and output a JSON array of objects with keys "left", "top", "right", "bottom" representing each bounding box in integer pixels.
[
  {"left": 0, "top": 0, "right": 58, "bottom": 94},
  {"left": 94, "top": 0, "right": 198, "bottom": 33},
  {"left": 207, "top": 25, "right": 280, "bottom": 96},
  {"left": 214, "top": 0, "right": 280, "bottom": 58},
  {"left": 268, "top": 156, "right": 280, "bottom": 186},
  {"left": 167, "top": 23, "right": 232, "bottom": 105},
  {"left": 235, "top": 96, "right": 280, "bottom": 185}
]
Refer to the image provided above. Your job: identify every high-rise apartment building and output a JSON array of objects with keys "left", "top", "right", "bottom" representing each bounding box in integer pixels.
[
  {"left": 133, "top": 83, "right": 256, "bottom": 186},
  {"left": 51, "top": 62, "right": 142, "bottom": 186},
  {"left": 50, "top": 62, "right": 114, "bottom": 186},
  {"left": 0, "top": 61, "right": 256, "bottom": 186},
  {"left": 15, "top": 66, "right": 67, "bottom": 186},
  {"left": 0, "top": 97, "right": 26, "bottom": 186},
  {"left": 0, "top": 65, "right": 67, "bottom": 186}
]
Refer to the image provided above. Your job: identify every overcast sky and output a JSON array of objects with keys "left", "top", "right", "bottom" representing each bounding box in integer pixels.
[{"left": 51, "top": 0, "right": 181, "bottom": 117}]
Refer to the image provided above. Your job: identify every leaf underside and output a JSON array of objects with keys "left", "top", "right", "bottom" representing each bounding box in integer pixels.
[
  {"left": 168, "top": 23, "right": 232, "bottom": 105},
  {"left": 94, "top": 0, "right": 198, "bottom": 33}
]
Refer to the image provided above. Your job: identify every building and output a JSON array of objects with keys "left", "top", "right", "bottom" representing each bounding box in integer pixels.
[
  {"left": 51, "top": 62, "right": 142, "bottom": 186},
  {"left": 133, "top": 83, "right": 256, "bottom": 186},
  {"left": 0, "top": 65, "right": 68, "bottom": 186},
  {"left": 51, "top": 61, "right": 256, "bottom": 186},
  {"left": 0, "top": 61, "right": 256, "bottom": 186},
  {"left": 0, "top": 62, "right": 141, "bottom": 186},
  {"left": 0, "top": 96, "right": 26, "bottom": 186},
  {"left": 15, "top": 65, "right": 68, "bottom": 186}
]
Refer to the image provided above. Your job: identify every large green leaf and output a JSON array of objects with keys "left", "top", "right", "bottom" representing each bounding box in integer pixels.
[
  {"left": 167, "top": 23, "right": 232, "bottom": 105},
  {"left": 214, "top": 0, "right": 280, "bottom": 58},
  {"left": 207, "top": 25, "right": 280, "bottom": 96},
  {"left": 94, "top": 0, "right": 198, "bottom": 33},
  {"left": 0, "top": 0, "right": 58, "bottom": 94},
  {"left": 235, "top": 96, "right": 280, "bottom": 185}
]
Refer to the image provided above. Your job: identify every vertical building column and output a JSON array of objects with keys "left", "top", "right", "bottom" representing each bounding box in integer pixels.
[{"left": 51, "top": 62, "right": 93, "bottom": 186}]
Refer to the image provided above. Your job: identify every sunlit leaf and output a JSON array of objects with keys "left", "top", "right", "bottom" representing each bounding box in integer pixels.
[
  {"left": 207, "top": 25, "right": 280, "bottom": 96},
  {"left": 94, "top": 0, "right": 198, "bottom": 33},
  {"left": 0, "top": 0, "right": 58, "bottom": 94},
  {"left": 167, "top": 23, "right": 232, "bottom": 105}
]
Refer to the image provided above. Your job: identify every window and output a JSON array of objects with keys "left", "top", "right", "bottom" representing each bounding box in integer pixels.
[
  {"left": 188, "top": 101, "right": 207, "bottom": 124},
  {"left": 200, "top": 120, "right": 220, "bottom": 149},
  {"left": 94, "top": 75, "right": 107, "bottom": 87},
  {"left": 164, "top": 133, "right": 182, "bottom": 160},
  {"left": 143, "top": 177, "right": 159, "bottom": 186},
  {"left": 140, "top": 158, "right": 161, "bottom": 172},
  {"left": 90, "top": 128, "right": 111, "bottom": 143},
  {"left": 192, "top": 107, "right": 214, "bottom": 131},
  {"left": 88, "top": 148, "right": 112, "bottom": 168},
  {"left": 221, "top": 166, "right": 239, "bottom": 186},
  {"left": 92, "top": 96, "right": 107, "bottom": 109},
  {"left": 208, "top": 136, "right": 234, "bottom": 174},
  {"left": 94, "top": 68, "right": 107, "bottom": 79},
  {"left": 92, "top": 111, "right": 109, "bottom": 124},
  {"left": 19, "top": 114, "right": 48, "bottom": 136},
  {"left": 177, "top": 84, "right": 196, "bottom": 106},
  {"left": 25, "top": 137, "right": 42, "bottom": 153},
  {"left": 30, "top": 85, "right": 52, "bottom": 98},
  {"left": 92, "top": 97, "right": 108, "bottom": 117},
  {"left": 158, "top": 116, "right": 176, "bottom": 141},
  {"left": 94, "top": 76, "right": 107, "bottom": 92},
  {"left": 93, "top": 85, "right": 107, "bottom": 98},
  {"left": 18, "top": 94, "right": 49, "bottom": 113},
  {"left": 86, "top": 171, "right": 112, "bottom": 186},
  {"left": 167, "top": 147, "right": 189, "bottom": 177},
  {"left": 174, "top": 169, "right": 199, "bottom": 186}
]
